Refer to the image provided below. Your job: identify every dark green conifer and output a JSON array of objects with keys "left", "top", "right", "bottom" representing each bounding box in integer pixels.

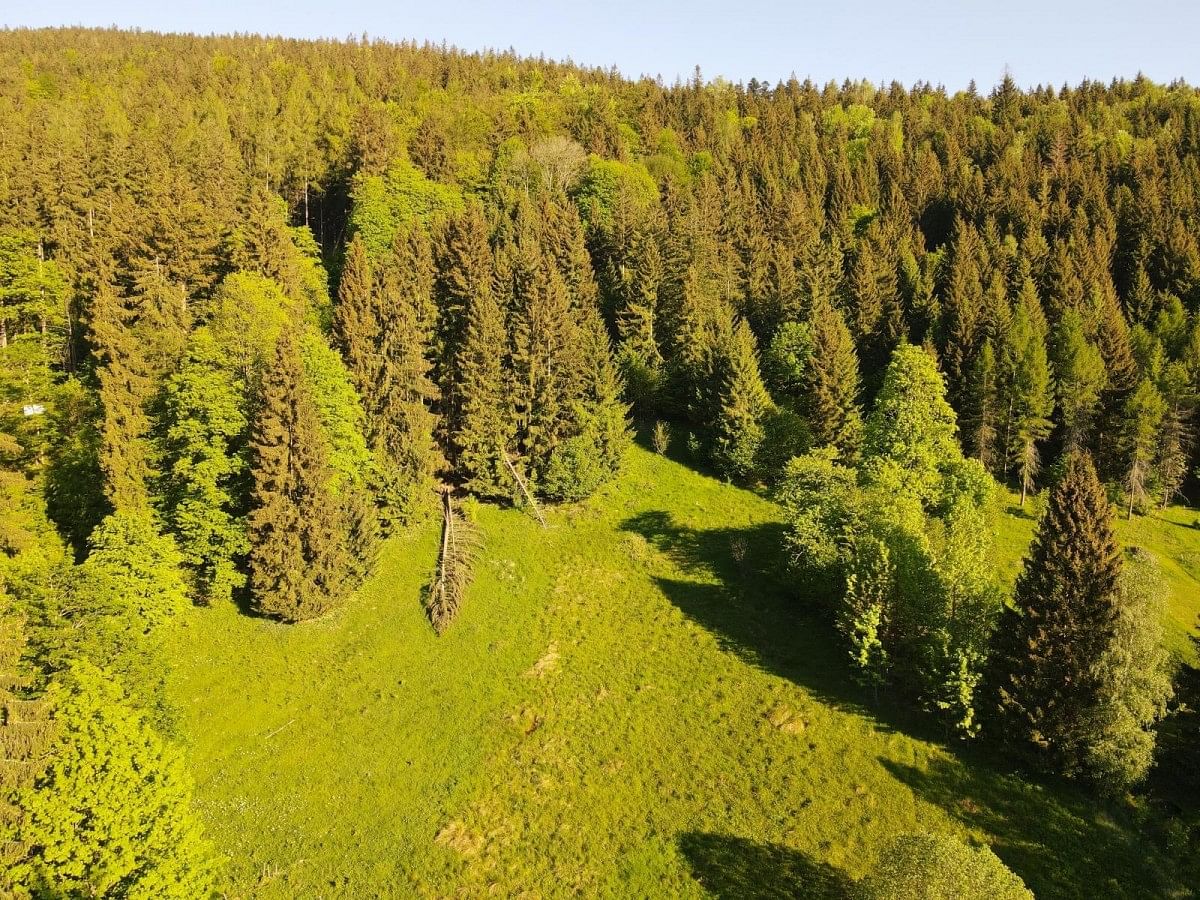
[
  {"left": 247, "top": 332, "right": 346, "bottom": 622},
  {"left": 806, "top": 294, "right": 864, "bottom": 459},
  {"left": 986, "top": 451, "right": 1121, "bottom": 776}
]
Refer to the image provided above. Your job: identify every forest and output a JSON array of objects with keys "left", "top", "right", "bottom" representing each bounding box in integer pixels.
[{"left": 0, "top": 26, "right": 1199, "bottom": 897}]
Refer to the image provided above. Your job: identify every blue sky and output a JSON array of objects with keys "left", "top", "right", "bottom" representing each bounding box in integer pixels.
[{"left": 4, "top": 0, "right": 1199, "bottom": 90}]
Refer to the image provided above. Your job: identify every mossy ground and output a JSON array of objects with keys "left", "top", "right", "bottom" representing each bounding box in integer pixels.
[{"left": 163, "top": 444, "right": 1200, "bottom": 898}]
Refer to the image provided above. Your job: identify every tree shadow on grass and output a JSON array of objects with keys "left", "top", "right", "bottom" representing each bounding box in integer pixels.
[
  {"left": 620, "top": 508, "right": 938, "bottom": 739},
  {"left": 881, "top": 753, "right": 1188, "bottom": 899},
  {"left": 679, "top": 832, "right": 852, "bottom": 899}
]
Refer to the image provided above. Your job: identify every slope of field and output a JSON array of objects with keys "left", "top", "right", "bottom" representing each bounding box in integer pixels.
[{"left": 162, "top": 444, "right": 1199, "bottom": 898}]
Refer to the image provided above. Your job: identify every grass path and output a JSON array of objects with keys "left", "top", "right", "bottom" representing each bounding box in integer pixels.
[{"left": 163, "top": 446, "right": 1199, "bottom": 897}]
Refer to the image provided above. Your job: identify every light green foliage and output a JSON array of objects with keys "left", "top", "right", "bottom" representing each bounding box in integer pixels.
[
  {"left": 763, "top": 320, "right": 814, "bottom": 400},
  {"left": 862, "top": 343, "right": 959, "bottom": 505},
  {"left": 349, "top": 160, "right": 465, "bottom": 258},
  {"left": 841, "top": 535, "right": 892, "bottom": 687},
  {"left": 7, "top": 662, "right": 218, "bottom": 898},
  {"left": 776, "top": 447, "right": 860, "bottom": 583},
  {"left": 1120, "top": 378, "right": 1167, "bottom": 516},
  {"left": 299, "top": 328, "right": 373, "bottom": 495},
  {"left": 1051, "top": 308, "right": 1106, "bottom": 447},
  {"left": 204, "top": 272, "right": 294, "bottom": 388},
  {"left": 0, "top": 231, "right": 69, "bottom": 455},
  {"left": 1083, "top": 548, "right": 1174, "bottom": 792},
  {"left": 82, "top": 511, "right": 190, "bottom": 633},
  {"left": 710, "top": 320, "right": 773, "bottom": 481},
  {"left": 1001, "top": 294, "right": 1054, "bottom": 502},
  {"left": 572, "top": 156, "right": 659, "bottom": 231},
  {"left": 781, "top": 344, "right": 1004, "bottom": 732},
  {"left": 859, "top": 833, "right": 1032, "bottom": 899},
  {"left": 162, "top": 328, "right": 249, "bottom": 605}
]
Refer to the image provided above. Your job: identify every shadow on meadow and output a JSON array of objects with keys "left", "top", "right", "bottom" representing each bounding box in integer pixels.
[
  {"left": 678, "top": 832, "right": 851, "bottom": 900},
  {"left": 619, "top": 508, "right": 931, "bottom": 738},
  {"left": 881, "top": 754, "right": 1187, "bottom": 898},
  {"left": 622, "top": 508, "right": 1189, "bottom": 898}
]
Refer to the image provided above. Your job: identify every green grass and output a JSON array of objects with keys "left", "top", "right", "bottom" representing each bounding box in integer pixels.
[
  {"left": 162, "top": 445, "right": 1200, "bottom": 898},
  {"left": 995, "top": 493, "right": 1200, "bottom": 664}
]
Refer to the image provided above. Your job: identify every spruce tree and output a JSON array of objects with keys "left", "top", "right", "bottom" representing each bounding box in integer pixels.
[
  {"left": 247, "top": 331, "right": 346, "bottom": 622},
  {"left": 806, "top": 293, "right": 863, "bottom": 459},
  {"left": 434, "top": 202, "right": 494, "bottom": 440},
  {"left": 1003, "top": 291, "right": 1054, "bottom": 504},
  {"left": 964, "top": 338, "right": 999, "bottom": 472},
  {"left": 711, "top": 319, "right": 774, "bottom": 481},
  {"left": 454, "top": 259, "right": 516, "bottom": 499},
  {"left": 1120, "top": 377, "right": 1166, "bottom": 518},
  {"left": 1051, "top": 308, "right": 1107, "bottom": 450},
  {"left": 986, "top": 451, "right": 1122, "bottom": 777},
  {"left": 334, "top": 234, "right": 377, "bottom": 399},
  {"left": 371, "top": 226, "right": 441, "bottom": 522}
]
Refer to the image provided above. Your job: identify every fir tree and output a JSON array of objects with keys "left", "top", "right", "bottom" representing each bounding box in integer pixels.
[
  {"left": 986, "top": 451, "right": 1123, "bottom": 777},
  {"left": 805, "top": 294, "right": 863, "bottom": 459},
  {"left": 964, "top": 338, "right": 1000, "bottom": 471},
  {"left": 247, "top": 331, "right": 346, "bottom": 622},
  {"left": 434, "top": 202, "right": 494, "bottom": 440},
  {"left": 710, "top": 319, "right": 774, "bottom": 481},
  {"left": 454, "top": 259, "right": 516, "bottom": 499},
  {"left": 1051, "top": 308, "right": 1107, "bottom": 450},
  {"left": 1120, "top": 377, "right": 1166, "bottom": 518},
  {"left": 1003, "top": 293, "right": 1054, "bottom": 504}
]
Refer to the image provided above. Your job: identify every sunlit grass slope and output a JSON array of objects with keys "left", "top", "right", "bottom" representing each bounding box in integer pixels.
[
  {"left": 163, "top": 444, "right": 1198, "bottom": 898},
  {"left": 995, "top": 493, "right": 1200, "bottom": 664}
]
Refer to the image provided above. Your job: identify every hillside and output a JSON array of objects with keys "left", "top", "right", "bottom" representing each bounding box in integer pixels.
[{"left": 164, "top": 443, "right": 1200, "bottom": 897}]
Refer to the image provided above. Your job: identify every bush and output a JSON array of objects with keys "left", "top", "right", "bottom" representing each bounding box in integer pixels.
[
  {"left": 541, "top": 434, "right": 608, "bottom": 502},
  {"left": 858, "top": 833, "right": 1031, "bottom": 900}
]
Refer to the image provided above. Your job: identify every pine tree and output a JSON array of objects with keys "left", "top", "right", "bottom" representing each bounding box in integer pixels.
[
  {"left": 1120, "top": 377, "right": 1166, "bottom": 518},
  {"left": 986, "top": 451, "right": 1122, "bottom": 777},
  {"left": 454, "top": 257, "right": 516, "bottom": 499},
  {"left": 806, "top": 293, "right": 863, "bottom": 459},
  {"left": 434, "top": 202, "right": 494, "bottom": 440},
  {"left": 247, "top": 331, "right": 346, "bottom": 622},
  {"left": 964, "top": 338, "right": 999, "bottom": 471},
  {"left": 334, "top": 234, "right": 377, "bottom": 399},
  {"left": 510, "top": 250, "right": 577, "bottom": 478},
  {"left": 711, "top": 319, "right": 774, "bottom": 481},
  {"left": 1051, "top": 308, "right": 1107, "bottom": 450},
  {"left": 371, "top": 226, "right": 441, "bottom": 522},
  {"left": 1003, "top": 295, "right": 1054, "bottom": 504}
]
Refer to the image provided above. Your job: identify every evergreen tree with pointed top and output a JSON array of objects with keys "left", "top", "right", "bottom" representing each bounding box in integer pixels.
[
  {"left": 986, "top": 451, "right": 1122, "bottom": 777},
  {"left": 964, "top": 338, "right": 1000, "bottom": 472},
  {"left": 806, "top": 294, "right": 864, "bottom": 459},
  {"left": 711, "top": 319, "right": 773, "bottom": 481},
  {"left": 247, "top": 331, "right": 346, "bottom": 622},
  {"left": 334, "top": 233, "right": 376, "bottom": 399},
  {"left": 371, "top": 226, "right": 441, "bottom": 523},
  {"left": 454, "top": 256, "right": 516, "bottom": 499},
  {"left": 1051, "top": 308, "right": 1107, "bottom": 450},
  {"left": 1003, "top": 294, "right": 1054, "bottom": 504},
  {"left": 434, "top": 202, "right": 494, "bottom": 440}
]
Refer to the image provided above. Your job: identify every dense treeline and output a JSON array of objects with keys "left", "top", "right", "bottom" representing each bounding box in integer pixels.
[{"left": 0, "top": 26, "right": 1199, "bottom": 894}]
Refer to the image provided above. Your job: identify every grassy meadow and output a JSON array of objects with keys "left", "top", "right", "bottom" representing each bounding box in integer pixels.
[{"left": 161, "top": 442, "right": 1200, "bottom": 898}]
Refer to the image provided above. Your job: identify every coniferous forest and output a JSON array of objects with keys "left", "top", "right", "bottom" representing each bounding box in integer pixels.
[{"left": 1, "top": 26, "right": 1200, "bottom": 897}]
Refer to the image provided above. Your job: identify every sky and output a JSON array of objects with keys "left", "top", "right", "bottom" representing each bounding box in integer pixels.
[{"left": 4, "top": 0, "right": 1200, "bottom": 91}]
